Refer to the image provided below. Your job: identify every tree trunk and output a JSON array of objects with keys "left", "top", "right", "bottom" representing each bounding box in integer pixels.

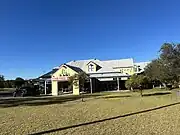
[
  {"left": 162, "top": 83, "right": 166, "bottom": 88},
  {"left": 140, "top": 89, "right": 143, "bottom": 97}
]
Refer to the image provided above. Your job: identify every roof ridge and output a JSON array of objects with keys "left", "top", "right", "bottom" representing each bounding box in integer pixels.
[
  {"left": 101, "top": 58, "right": 133, "bottom": 62},
  {"left": 67, "top": 59, "right": 96, "bottom": 63}
]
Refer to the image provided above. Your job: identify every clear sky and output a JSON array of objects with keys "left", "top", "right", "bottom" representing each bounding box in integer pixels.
[{"left": 0, "top": 0, "right": 180, "bottom": 79}]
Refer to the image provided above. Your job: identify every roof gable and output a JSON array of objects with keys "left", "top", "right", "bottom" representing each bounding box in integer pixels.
[
  {"left": 64, "top": 64, "right": 83, "bottom": 73},
  {"left": 86, "top": 61, "right": 99, "bottom": 66},
  {"left": 39, "top": 68, "right": 58, "bottom": 79},
  {"left": 96, "top": 67, "right": 117, "bottom": 73},
  {"left": 66, "top": 58, "right": 134, "bottom": 72}
]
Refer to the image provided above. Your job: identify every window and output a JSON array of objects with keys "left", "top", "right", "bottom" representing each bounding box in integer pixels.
[{"left": 88, "top": 64, "right": 94, "bottom": 72}]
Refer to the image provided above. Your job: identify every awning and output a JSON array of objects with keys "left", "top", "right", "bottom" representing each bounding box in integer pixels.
[{"left": 89, "top": 72, "right": 130, "bottom": 78}]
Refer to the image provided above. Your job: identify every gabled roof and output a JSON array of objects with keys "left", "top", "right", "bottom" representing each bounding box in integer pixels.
[
  {"left": 39, "top": 64, "right": 83, "bottom": 79},
  {"left": 95, "top": 66, "right": 117, "bottom": 73},
  {"left": 64, "top": 64, "right": 83, "bottom": 73},
  {"left": 39, "top": 68, "right": 59, "bottom": 79},
  {"left": 134, "top": 62, "right": 150, "bottom": 73},
  {"left": 86, "top": 61, "right": 100, "bottom": 66},
  {"left": 66, "top": 59, "right": 103, "bottom": 72},
  {"left": 66, "top": 58, "right": 134, "bottom": 72}
]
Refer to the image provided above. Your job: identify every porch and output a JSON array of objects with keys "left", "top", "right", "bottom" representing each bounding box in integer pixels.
[{"left": 89, "top": 72, "right": 130, "bottom": 93}]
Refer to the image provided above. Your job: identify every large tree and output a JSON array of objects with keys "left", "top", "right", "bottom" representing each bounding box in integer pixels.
[
  {"left": 145, "top": 43, "right": 180, "bottom": 85},
  {"left": 14, "top": 77, "right": 25, "bottom": 88}
]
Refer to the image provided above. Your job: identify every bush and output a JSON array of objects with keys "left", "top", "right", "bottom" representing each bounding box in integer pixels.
[
  {"left": 125, "top": 75, "right": 150, "bottom": 90},
  {"left": 125, "top": 75, "right": 138, "bottom": 90}
]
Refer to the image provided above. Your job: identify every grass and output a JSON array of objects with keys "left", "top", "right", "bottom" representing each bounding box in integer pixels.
[
  {"left": 1, "top": 89, "right": 180, "bottom": 135},
  {"left": 0, "top": 88, "right": 15, "bottom": 91}
]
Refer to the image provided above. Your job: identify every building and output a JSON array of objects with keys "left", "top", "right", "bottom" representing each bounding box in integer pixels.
[
  {"left": 134, "top": 62, "right": 150, "bottom": 74},
  {"left": 39, "top": 58, "right": 149, "bottom": 95}
]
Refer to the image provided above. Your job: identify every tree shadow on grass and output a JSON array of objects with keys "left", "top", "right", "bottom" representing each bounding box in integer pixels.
[
  {"left": 143, "top": 92, "right": 171, "bottom": 97},
  {"left": 29, "top": 101, "right": 180, "bottom": 135},
  {"left": 0, "top": 94, "right": 102, "bottom": 108}
]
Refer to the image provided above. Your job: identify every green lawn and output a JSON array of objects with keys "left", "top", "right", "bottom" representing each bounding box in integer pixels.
[{"left": 1, "top": 89, "right": 180, "bottom": 135}]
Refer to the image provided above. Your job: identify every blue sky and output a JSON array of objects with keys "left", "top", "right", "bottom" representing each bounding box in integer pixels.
[{"left": 0, "top": 0, "right": 180, "bottom": 79}]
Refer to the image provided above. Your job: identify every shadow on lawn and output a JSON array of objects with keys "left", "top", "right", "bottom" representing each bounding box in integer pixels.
[
  {"left": 29, "top": 101, "right": 180, "bottom": 135},
  {"left": 143, "top": 92, "right": 171, "bottom": 97},
  {"left": 0, "top": 94, "right": 102, "bottom": 108}
]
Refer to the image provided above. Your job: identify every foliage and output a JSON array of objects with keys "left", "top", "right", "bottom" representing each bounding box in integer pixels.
[
  {"left": 125, "top": 75, "right": 150, "bottom": 90},
  {"left": 0, "top": 75, "right": 5, "bottom": 88},
  {"left": 0, "top": 75, "right": 4, "bottom": 81},
  {"left": 145, "top": 43, "right": 180, "bottom": 85},
  {"left": 14, "top": 77, "right": 25, "bottom": 88},
  {"left": 0, "top": 75, "right": 16, "bottom": 88},
  {"left": 125, "top": 75, "right": 138, "bottom": 90},
  {"left": 69, "top": 72, "right": 89, "bottom": 91}
]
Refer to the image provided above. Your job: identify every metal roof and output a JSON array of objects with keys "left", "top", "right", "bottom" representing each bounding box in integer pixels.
[
  {"left": 95, "top": 66, "right": 117, "bottom": 73},
  {"left": 39, "top": 69, "right": 58, "bottom": 79},
  {"left": 102, "top": 58, "right": 134, "bottom": 68},
  {"left": 39, "top": 58, "right": 148, "bottom": 79},
  {"left": 64, "top": 64, "right": 83, "bottom": 73},
  {"left": 66, "top": 58, "right": 134, "bottom": 72}
]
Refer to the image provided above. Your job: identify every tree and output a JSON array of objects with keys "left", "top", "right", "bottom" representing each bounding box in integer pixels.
[
  {"left": 0, "top": 75, "right": 4, "bottom": 81},
  {"left": 69, "top": 72, "right": 89, "bottom": 91},
  {"left": 125, "top": 75, "right": 150, "bottom": 96},
  {"left": 159, "top": 43, "right": 179, "bottom": 83},
  {"left": 0, "top": 75, "right": 5, "bottom": 88},
  {"left": 14, "top": 77, "right": 25, "bottom": 88},
  {"left": 69, "top": 72, "right": 89, "bottom": 101},
  {"left": 145, "top": 43, "right": 180, "bottom": 86},
  {"left": 125, "top": 75, "right": 138, "bottom": 90},
  {"left": 136, "top": 75, "right": 150, "bottom": 96},
  {"left": 145, "top": 59, "right": 161, "bottom": 81}
]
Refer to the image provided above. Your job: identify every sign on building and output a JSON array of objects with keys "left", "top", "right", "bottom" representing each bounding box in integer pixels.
[{"left": 51, "top": 76, "right": 69, "bottom": 81}]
